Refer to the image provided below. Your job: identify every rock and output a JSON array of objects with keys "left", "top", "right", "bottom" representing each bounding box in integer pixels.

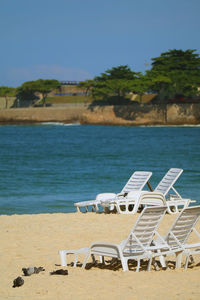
[
  {"left": 22, "top": 266, "right": 35, "bottom": 276},
  {"left": 13, "top": 276, "right": 24, "bottom": 288},
  {"left": 22, "top": 266, "right": 45, "bottom": 276}
]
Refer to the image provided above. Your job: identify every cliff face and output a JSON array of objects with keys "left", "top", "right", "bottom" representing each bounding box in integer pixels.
[{"left": 0, "top": 103, "right": 199, "bottom": 125}]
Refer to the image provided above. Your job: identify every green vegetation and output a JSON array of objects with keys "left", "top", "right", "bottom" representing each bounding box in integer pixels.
[
  {"left": 16, "top": 79, "right": 61, "bottom": 106},
  {"left": 0, "top": 86, "right": 17, "bottom": 108},
  {"left": 78, "top": 65, "right": 148, "bottom": 104},
  {"left": 79, "top": 49, "right": 200, "bottom": 104},
  {"left": 1, "top": 49, "right": 199, "bottom": 108},
  {"left": 36, "top": 95, "right": 93, "bottom": 105},
  {"left": 146, "top": 49, "right": 200, "bottom": 102}
]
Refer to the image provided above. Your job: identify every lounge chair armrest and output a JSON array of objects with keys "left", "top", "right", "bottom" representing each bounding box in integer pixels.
[
  {"left": 90, "top": 242, "right": 122, "bottom": 258},
  {"left": 90, "top": 241, "right": 120, "bottom": 248},
  {"left": 184, "top": 243, "right": 200, "bottom": 249},
  {"left": 100, "top": 199, "right": 116, "bottom": 208}
]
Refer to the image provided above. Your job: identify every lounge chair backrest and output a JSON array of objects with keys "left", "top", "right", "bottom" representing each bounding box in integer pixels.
[
  {"left": 154, "top": 168, "right": 183, "bottom": 196},
  {"left": 138, "top": 192, "right": 166, "bottom": 206},
  {"left": 121, "top": 171, "right": 152, "bottom": 194},
  {"left": 165, "top": 206, "right": 200, "bottom": 250},
  {"left": 122, "top": 206, "right": 167, "bottom": 253}
]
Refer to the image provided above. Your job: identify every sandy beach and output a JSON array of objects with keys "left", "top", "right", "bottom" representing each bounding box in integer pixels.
[{"left": 1, "top": 211, "right": 200, "bottom": 300}]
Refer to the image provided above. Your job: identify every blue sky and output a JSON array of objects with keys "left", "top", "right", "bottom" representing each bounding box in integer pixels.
[{"left": 1, "top": 0, "right": 200, "bottom": 87}]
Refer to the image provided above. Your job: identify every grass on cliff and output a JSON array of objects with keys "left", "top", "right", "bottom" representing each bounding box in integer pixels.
[
  {"left": 35, "top": 94, "right": 156, "bottom": 106},
  {"left": 36, "top": 95, "right": 93, "bottom": 105}
]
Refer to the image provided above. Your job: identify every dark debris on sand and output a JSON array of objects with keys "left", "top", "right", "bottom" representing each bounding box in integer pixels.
[
  {"left": 13, "top": 276, "right": 24, "bottom": 288},
  {"left": 50, "top": 269, "right": 68, "bottom": 275},
  {"left": 22, "top": 266, "right": 45, "bottom": 276}
]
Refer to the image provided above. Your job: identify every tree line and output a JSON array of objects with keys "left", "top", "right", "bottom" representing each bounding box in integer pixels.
[
  {"left": 0, "top": 79, "right": 61, "bottom": 107},
  {"left": 0, "top": 49, "right": 200, "bottom": 107},
  {"left": 79, "top": 49, "right": 200, "bottom": 104}
]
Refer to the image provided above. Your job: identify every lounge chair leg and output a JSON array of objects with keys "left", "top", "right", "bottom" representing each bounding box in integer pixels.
[
  {"left": 136, "top": 259, "right": 140, "bottom": 272},
  {"left": 152, "top": 258, "right": 160, "bottom": 271},
  {"left": 121, "top": 258, "right": 129, "bottom": 271},
  {"left": 175, "top": 251, "right": 182, "bottom": 269},
  {"left": 91, "top": 254, "right": 97, "bottom": 264},
  {"left": 147, "top": 257, "right": 152, "bottom": 272},
  {"left": 82, "top": 251, "right": 91, "bottom": 268},
  {"left": 175, "top": 206, "right": 179, "bottom": 213},
  {"left": 184, "top": 255, "right": 189, "bottom": 270},
  {"left": 184, "top": 255, "right": 194, "bottom": 270},
  {"left": 99, "top": 256, "right": 104, "bottom": 264},
  {"left": 159, "top": 255, "right": 166, "bottom": 268},
  {"left": 74, "top": 254, "right": 78, "bottom": 267},
  {"left": 59, "top": 250, "right": 67, "bottom": 267}
]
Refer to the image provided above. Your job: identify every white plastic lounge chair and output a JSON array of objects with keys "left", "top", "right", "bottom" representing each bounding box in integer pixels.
[
  {"left": 109, "top": 168, "right": 193, "bottom": 214},
  {"left": 59, "top": 248, "right": 89, "bottom": 267},
  {"left": 82, "top": 206, "right": 167, "bottom": 272},
  {"left": 74, "top": 171, "right": 152, "bottom": 212},
  {"left": 149, "top": 168, "right": 194, "bottom": 213},
  {"left": 151, "top": 206, "right": 200, "bottom": 269},
  {"left": 154, "top": 168, "right": 183, "bottom": 198},
  {"left": 74, "top": 193, "right": 116, "bottom": 213},
  {"left": 59, "top": 248, "right": 104, "bottom": 268},
  {"left": 114, "top": 192, "right": 190, "bottom": 215}
]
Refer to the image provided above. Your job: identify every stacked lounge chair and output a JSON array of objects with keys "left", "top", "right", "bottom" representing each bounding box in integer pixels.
[
  {"left": 151, "top": 205, "right": 200, "bottom": 270},
  {"left": 104, "top": 168, "right": 194, "bottom": 214},
  {"left": 59, "top": 206, "right": 200, "bottom": 271},
  {"left": 60, "top": 206, "right": 167, "bottom": 271},
  {"left": 74, "top": 171, "right": 152, "bottom": 212}
]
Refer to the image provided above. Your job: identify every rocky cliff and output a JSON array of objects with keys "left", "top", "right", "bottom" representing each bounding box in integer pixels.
[{"left": 0, "top": 103, "right": 199, "bottom": 125}]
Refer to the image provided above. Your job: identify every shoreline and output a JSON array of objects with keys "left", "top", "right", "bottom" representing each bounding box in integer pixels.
[
  {"left": 1, "top": 212, "right": 200, "bottom": 299},
  {"left": 1, "top": 121, "right": 200, "bottom": 127}
]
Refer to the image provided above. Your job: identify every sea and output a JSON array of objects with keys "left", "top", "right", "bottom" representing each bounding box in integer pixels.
[{"left": 0, "top": 123, "right": 199, "bottom": 215}]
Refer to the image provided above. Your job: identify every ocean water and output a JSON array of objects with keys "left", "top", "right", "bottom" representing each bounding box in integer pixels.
[{"left": 0, "top": 123, "right": 199, "bottom": 215}]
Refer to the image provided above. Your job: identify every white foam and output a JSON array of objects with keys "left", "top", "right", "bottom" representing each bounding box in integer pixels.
[
  {"left": 40, "top": 122, "right": 80, "bottom": 126},
  {"left": 138, "top": 124, "right": 200, "bottom": 128}
]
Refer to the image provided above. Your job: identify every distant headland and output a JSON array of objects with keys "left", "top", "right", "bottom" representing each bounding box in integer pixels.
[{"left": 0, "top": 103, "right": 199, "bottom": 126}]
